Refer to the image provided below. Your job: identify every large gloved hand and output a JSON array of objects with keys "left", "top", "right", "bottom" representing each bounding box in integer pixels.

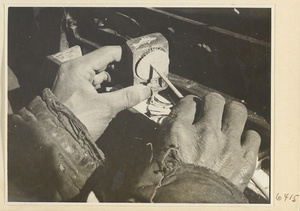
[
  {"left": 52, "top": 46, "right": 151, "bottom": 141},
  {"left": 156, "top": 93, "right": 261, "bottom": 192}
]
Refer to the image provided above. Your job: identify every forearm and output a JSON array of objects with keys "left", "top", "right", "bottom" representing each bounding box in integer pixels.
[
  {"left": 112, "top": 147, "right": 248, "bottom": 203},
  {"left": 8, "top": 88, "right": 105, "bottom": 201}
]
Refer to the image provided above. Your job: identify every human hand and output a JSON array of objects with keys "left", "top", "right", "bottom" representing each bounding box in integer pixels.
[
  {"left": 157, "top": 93, "right": 261, "bottom": 192},
  {"left": 52, "top": 46, "right": 151, "bottom": 141}
]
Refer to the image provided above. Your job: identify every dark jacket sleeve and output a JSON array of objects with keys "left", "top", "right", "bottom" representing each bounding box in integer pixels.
[
  {"left": 130, "top": 161, "right": 249, "bottom": 203},
  {"left": 8, "top": 88, "right": 248, "bottom": 203},
  {"left": 8, "top": 88, "right": 105, "bottom": 202},
  {"left": 102, "top": 149, "right": 248, "bottom": 203}
]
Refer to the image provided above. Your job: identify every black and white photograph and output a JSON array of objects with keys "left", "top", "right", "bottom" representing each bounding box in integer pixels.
[{"left": 7, "top": 7, "right": 271, "bottom": 204}]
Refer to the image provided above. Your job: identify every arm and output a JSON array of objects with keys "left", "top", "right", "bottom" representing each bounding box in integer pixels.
[{"left": 8, "top": 46, "right": 151, "bottom": 202}]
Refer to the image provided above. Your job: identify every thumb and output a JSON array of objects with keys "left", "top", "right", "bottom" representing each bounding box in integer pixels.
[{"left": 103, "top": 84, "right": 151, "bottom": 113}]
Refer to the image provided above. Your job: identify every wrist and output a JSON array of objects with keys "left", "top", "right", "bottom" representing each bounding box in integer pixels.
[{"left": 153, "top": 163, "right": 248, "bottom": 203}]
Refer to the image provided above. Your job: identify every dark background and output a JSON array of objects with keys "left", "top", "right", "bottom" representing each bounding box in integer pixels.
[{"left": 8, "top": 7, "right": 271, "bottom": 122}]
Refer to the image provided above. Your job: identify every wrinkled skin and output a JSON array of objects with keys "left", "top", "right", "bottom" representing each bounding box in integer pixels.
[
  {"left": 157, "top": 93, "right": 261, "bottom": 191},
  {"left": 52, "top": 46, "right": 151, "bottom": 141},
  {"left": 53, "top": 46, "right": 260, "bottom": 193}
]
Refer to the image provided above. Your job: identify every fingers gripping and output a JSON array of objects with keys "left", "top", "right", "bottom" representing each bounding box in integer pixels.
[
  {"left": 62, "top": 46, "right": 122, "bottom": 82},
  {"left": 92, "top": 71, "right": 111, "bottom": 89},
  {"left": 167, "top": 95, "right": 201, "bottom": 125},
  {"left": 242, "top": 130, "right": 261, "bottom": 160},
  {"left": 222, "top": 101, "right": 248, "bottom": 141},
  {"left": 103, "top": 85, "right": 151, "bottom": 114},
  {"left": 81, "top": 46, "right": 122, "bottom": 74},
  {"left": 201, "top": 93, "right": 225, "bottom": 129}
]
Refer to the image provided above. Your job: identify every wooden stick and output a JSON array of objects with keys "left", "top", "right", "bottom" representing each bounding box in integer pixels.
[{"left": 151, "top": 65, "right": 184, "bottom": 98}]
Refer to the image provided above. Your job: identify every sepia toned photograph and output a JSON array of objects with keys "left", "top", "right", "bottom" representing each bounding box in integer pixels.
[{"left": 7, "top": 7, "right": 271, "bottom": 204}]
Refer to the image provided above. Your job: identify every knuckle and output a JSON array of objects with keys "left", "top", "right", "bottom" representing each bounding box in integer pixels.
[
  {"left": 223, "top": 127, "right": 240, "bottom": 138},
  {"left": 58, "top": 61, "right": 73, "bottom": 76},
  {"left": 198, "top": 124, "right": 219, "bottom": 143},
  {"left": 205, "top": 92, "right": 225, "bottom": 103},
  {"left": 227, "top": 101, "right": 247, "bottom": 114}
]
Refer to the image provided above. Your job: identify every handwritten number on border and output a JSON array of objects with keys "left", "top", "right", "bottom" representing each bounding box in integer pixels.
[{"left": 276, "top": 193, "right": 299, "bottom": 202}]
